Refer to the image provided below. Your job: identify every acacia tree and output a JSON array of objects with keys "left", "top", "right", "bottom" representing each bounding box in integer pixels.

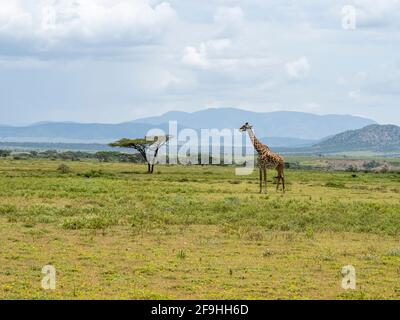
[{"left": 110, "top": 136, "right": 170, "bottom": 173}]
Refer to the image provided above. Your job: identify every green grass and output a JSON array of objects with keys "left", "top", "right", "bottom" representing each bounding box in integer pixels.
[{"left": 0, "top": 159, "right": 399, "bottom": 299}]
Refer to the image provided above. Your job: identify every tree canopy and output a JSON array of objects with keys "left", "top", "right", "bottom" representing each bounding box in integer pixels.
[{"left": 110, "top": 136, "right": 171, "bottom": 173}]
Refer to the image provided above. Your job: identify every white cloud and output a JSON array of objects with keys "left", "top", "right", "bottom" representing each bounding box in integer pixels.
[
  {"left": 182, "top": 45, "right": 209, "bottom": 68},
  {"left": 349, "top": 89, "right": 361, "bottom": 99},
  {"left": 157, "top": 70, "right": 185, "bottom": 90},
  {"left": 182, "top": 36, "right": 280, "bottom": 76},
  {"left": 285, "top": 57, "right": 310, "bottom": 79},
  {"left": 182, "top": 38, "right": 231, "bottom": 69},
  {"left": 0, "top": 0, "right": 177, "bottom": 57},
  {"left": 352, "top": 0, "right": 400, "bottom": 28},
  {"left": 0, "top": 0, "right": 33, "bottom": 36},
  {"left": 214, "top": 6, "right": 244, "bottom": 36}
]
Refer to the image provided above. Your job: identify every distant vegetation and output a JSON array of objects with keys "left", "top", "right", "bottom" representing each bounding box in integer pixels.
[
  {"left": 0, "top": 150, "right": 11, "bottom": 157},
  {"left": 3, "top": 149, "right": 143, "bottom": 163},
  {"left": 2, "top": 149, "right": 400, "bottom": 174}
]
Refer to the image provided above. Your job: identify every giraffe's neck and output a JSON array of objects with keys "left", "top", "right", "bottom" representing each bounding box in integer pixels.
[{"left": 246, "top": 129, "right": 269, "bottom": 154}]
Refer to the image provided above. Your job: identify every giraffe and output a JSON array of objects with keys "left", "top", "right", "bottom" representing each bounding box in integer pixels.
[{"left": 239, "top": 122, "right": 285, "bottom": 193}]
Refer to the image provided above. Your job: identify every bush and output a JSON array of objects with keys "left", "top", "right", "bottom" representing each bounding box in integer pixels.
[
  {"left": 380, "top": 164, "right": 390, "bottom": 173},
  {"left": 363, "top": 160, "right": 381, "bottom": 170},
  {"left": 78, "top": 169, "right": 114, "bottom": 178},
  {"left": 62, "top": 215, "right": 117, "bottom": 230},
  {"left": 325, "top": 181, "right": 345, "bottom": 188},
  {"left": 0, "top": 150, "right": 11, "bottom": 157},
  {"left": 57, "top": 163, "right": 71, "bottom": 174},
  {"left": 345, "top": 165, "right": 358, "bottom": 172}
]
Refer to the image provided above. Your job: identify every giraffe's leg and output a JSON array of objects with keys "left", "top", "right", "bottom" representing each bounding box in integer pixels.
[
  {"left": 277, "top": 164, "right": 285, "bottom": 193},
  {"left": 276, "top": 168, "right": 281, "bottom": 191},
  {"left": 264, "top": 167, "right": 267, "bottom": 193},
  {"left": 259, "top": 168, "right": 263, "bottom": 193}
]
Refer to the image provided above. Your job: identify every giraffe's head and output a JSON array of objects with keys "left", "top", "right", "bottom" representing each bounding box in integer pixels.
[{"left": 239, "top": 122, "right": 253, "bottom": 132}]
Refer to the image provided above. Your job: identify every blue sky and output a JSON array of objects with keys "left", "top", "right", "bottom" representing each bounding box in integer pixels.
[{"left": 0, "top": 0, "right": 399, "bottom": 125}]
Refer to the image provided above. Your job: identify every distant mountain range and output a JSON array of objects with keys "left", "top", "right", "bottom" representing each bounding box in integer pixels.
[
  {"left": 132, "top": 108, "right": 376, "bottom": 140},
  {"left": 0, "top": 108, "right": 376, "bottom": 148},
  {"left": 0, "top": 122, "right": 164, "bottom": 141},
  {"left": 312, "top": 124, "right": 400, "bottom": 153}
]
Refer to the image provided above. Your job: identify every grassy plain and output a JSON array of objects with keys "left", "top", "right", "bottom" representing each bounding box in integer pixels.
[{"left": 0, "top": 159, "right": 399, "bottom": 299}]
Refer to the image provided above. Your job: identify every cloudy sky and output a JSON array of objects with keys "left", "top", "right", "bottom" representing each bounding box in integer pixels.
[{"left": 0, "top": 0, "right": 399, "bottom": 125}]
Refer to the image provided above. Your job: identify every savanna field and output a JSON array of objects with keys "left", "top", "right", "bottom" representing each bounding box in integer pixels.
[{"left": 0, "top": 158, "right": 400, "bottom": 299}]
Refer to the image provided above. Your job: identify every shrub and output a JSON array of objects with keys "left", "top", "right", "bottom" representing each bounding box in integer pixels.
[
  {"left": 62, "top": 215, "right": 117, "bottom": 230},
  {"left": 177, "top": 250, "right": 187, "bottom": 260},
  {"left": 0, "top": 150, "right": 11, "bottom": 157},
  {"left": 305, "top": 227, "right": 315, "bottom": 239},
  {"left": 345, "top": 165, "right": 358, "bottom": 172},
  {"left": 0, "top": 204, "right": 17, "bottom": 215},
  {"left": 325, "top": 181, "right": 345, "bottom": 188},
  {"left": 380, "top": 164, "right": 390, "bottom": 173},
  {"left": 386, "top": 248, "right": 400, "bottom": 257},
  {"left": 57, "top": 163, "right": 71, "bottom": 174},
  {"left": 363, "top": 160, "right": 381, "bottom": 170},
  {"left": 79, "top": 170, "right": 114, "bottom": 178}
]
